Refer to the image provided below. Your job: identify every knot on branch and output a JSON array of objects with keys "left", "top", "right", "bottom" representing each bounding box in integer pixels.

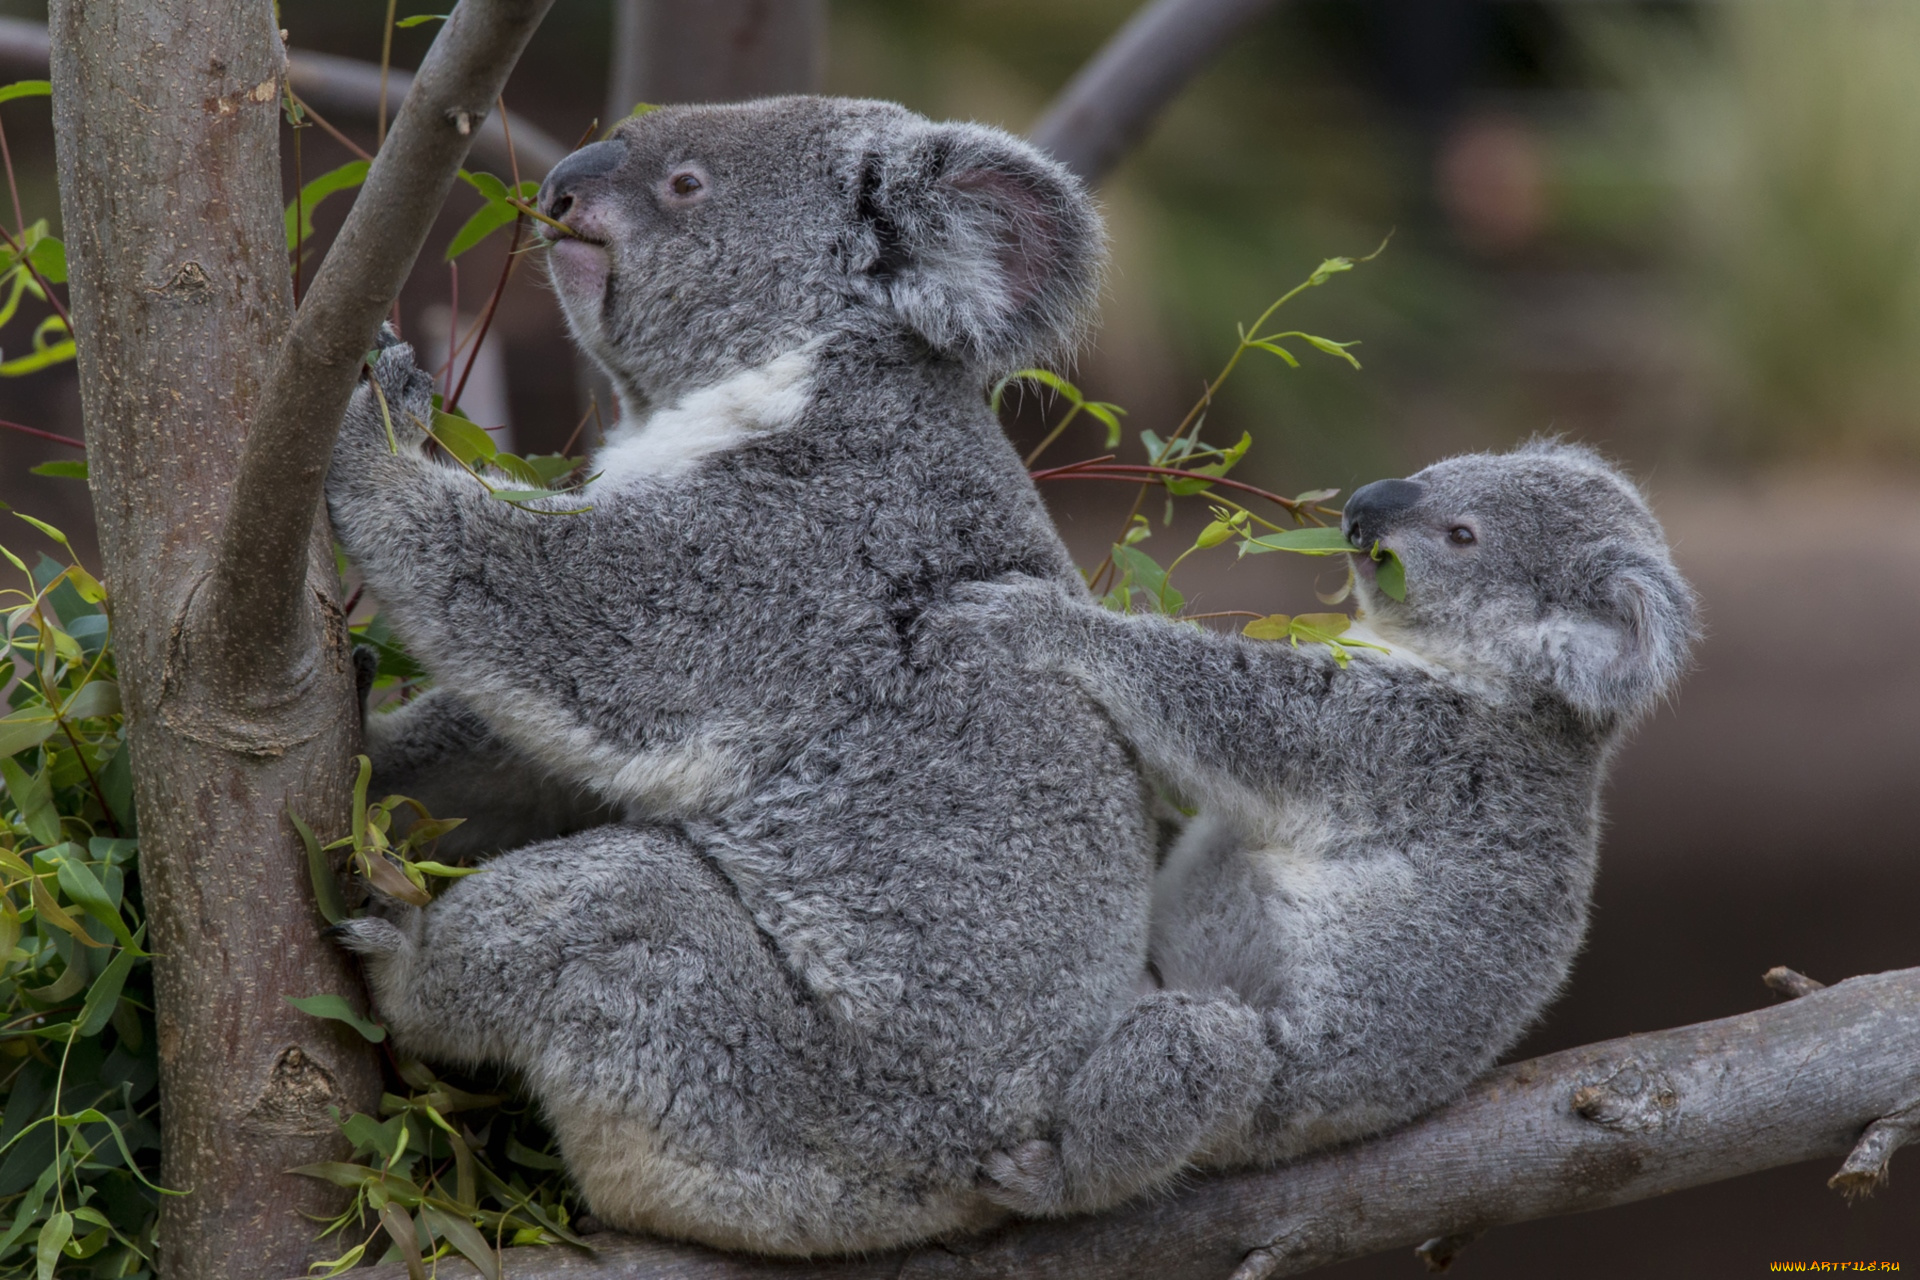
[
  {"left": 150, "top": 260, "right": 214, "bottom": 304},
  {"left": 1414, "top": 1228, "right": 1484, "bottom": 1273},
  {"left": 1764, "top": 966, "right": 1827, "bottom": 999},
  {"left": 241, "top": 1045, "right": 350, "bottom": 1136},
  {"left": 1570, "top": 1060, "right": 1679, "bottom": 1133}
]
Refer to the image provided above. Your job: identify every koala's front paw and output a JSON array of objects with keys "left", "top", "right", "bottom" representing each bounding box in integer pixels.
[
  {"left": 978, "top": 1139, "right": 1067, "bottom": 1217},
  {"left": 325, "top": 916, "right": 409, "bottom": 961},
  {"left": 336, "top": 331, "right": 436, "bottom": 463}
]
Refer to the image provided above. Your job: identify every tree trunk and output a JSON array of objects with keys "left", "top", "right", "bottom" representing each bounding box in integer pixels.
[{"left": 45, "top": 5, "right": 382, "bottom": 1277}]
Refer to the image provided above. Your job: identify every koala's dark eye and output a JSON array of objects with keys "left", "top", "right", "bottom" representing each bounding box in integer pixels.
[
  {"left": 669, "top": 171, "right": 703, "bottom": 196},
  {"left": 1448, "top": 526, "right": 1477, "bottom": 546}
]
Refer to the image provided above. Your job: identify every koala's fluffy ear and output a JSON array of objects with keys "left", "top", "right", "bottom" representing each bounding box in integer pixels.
[
  {"left": 852, "top": 121, "right": 1106, "bottom": 373},
  {"left": 1539, "top": 553, "right": 1698, "bottom": 723}
]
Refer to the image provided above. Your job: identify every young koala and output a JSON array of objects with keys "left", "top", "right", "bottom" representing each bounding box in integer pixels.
[
  {"left": 953, "top": 440, "right": 1697, "bottom": 1202},
  {"left": 324, "top": 98, "right": 1274, "bottom": 1253}
]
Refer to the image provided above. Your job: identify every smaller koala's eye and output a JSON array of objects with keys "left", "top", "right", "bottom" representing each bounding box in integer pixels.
[
  {"left": 1447, "top": 526, "right": 1477, "bottom": 546},
  {"left": 669, "top": 171, "right": 703, "bottom": 196}
]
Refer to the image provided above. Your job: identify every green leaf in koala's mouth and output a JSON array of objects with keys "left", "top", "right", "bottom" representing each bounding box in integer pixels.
[{"left": 1370, "top": 543, "right": 1407, "bottom": 601}]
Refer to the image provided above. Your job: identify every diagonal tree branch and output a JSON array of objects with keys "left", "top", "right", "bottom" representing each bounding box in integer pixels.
[
  {"left": 335, "top": 966, "right": 1920, "bottom": 1279},
  {"left": 0, "top": 17, "right": 565, "bottom": 177},
  {"left": 1029, "top": 0, "right": 1282, "bottom": 183},
  {"left": 200, "top": 0, "right": 556, "bottom": 686}
]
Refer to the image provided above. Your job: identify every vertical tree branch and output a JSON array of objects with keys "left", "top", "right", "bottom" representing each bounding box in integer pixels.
[{"left": 204, "top": 0, "right": 555, "bottom": 679}]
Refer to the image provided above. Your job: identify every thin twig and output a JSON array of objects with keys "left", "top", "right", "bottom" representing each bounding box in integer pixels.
[
  {"left": 0, "top": 221, "right": 70, "bottom": 328},
  {"left": 0, "top": 112, "right": 24, "bottom": 235},
  {"left": 0, "top": 418, "right": 84, "bottom": 449},
  {"left": 285, "top": 88, "right": 376, "bottom": 163},
  {"left": 376, "top": 0, "right": 398, "bottom": 149},
  {"left": 292, "top": 106, "right": 306, "bottom": 305},
  {"left": 1031, "top": 462, "right": 1313, "bottom": 514},
  {"left": 440, "top": 260, "right": 459, "bottom": 400},
  {"left": 448, "top": 214, "right": 523, "bottom": 413},
  {"left": 558, "top": 398, "right": 597, "bottom": 458}
]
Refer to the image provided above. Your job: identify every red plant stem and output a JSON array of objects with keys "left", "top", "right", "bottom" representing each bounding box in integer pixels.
[
  {"left": 0, "top": 114, "right": 24, "bottom": 236},
  {"left": 440, "top": 260, "right": 459, "bottom": 399},
  {"left": 292, "top": 117, "right": 305, "bottom": 305},
  {"left": 448, "top": 214, "right": 523, "bottom": 413},
  {"left": 1031, "top": 461, "right": 1306, "bottom": 511},
  {"left": 0, "top": 222, "right": 70, "bottom": 329},
  {"left": 499, "top": 96, "right": 522, "bottom": 190},
  {"left": 0, "top": 418, "right": 85, "bottom": 449}
]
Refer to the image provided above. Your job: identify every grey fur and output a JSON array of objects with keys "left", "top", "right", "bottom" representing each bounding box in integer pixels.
[
  {"left": 944, "top": 440, "right": 1698, "bottom": 1202},
  {"left": 325, "top": 98, "right": 1267, "bottom": 1253}
]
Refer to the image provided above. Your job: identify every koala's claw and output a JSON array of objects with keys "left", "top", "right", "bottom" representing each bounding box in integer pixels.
[
  {"left": 325, "top": 915, "right": 408, "bottom": 961},
  {"left": 978, "top": 1139, "right": 1067, "bottom": 1217}
]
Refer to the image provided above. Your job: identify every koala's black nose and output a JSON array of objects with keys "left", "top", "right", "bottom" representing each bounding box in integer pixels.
[
  {"left": 540, "top": 140, "right": 627, "bottom": 223},
  {"left": 1342, "top": 478, "right": 1426, "bottom": 549}
]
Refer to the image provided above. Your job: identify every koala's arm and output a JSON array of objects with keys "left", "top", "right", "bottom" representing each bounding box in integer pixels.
[
  {"left": 328, "top": 340, "right": 668, "bottom": 782},
  {"left": 958, "top": 579, "right": 1366, "bottom": 805},
  {"left": 364, "top": 687, "right": 618, "bottom": 860}
]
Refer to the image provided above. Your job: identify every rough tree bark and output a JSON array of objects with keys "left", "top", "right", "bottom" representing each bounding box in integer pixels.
[
  {"left": 0, "top": 18, "right": 565, "bottom": 177},
  {"left": 337, "top": 966, "right": 1920, "bottom": 1279},
  {"left": 45, "top": 1, "right": 551, "bottom": 1276}
]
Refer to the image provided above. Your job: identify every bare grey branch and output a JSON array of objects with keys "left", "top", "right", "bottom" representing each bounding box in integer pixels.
[
  {"left": 336, "top": 966, "right": 1920, "bottom": 1280},
  {"left": 1028, "top": 0, "right": 1281, "bottom": 182}
]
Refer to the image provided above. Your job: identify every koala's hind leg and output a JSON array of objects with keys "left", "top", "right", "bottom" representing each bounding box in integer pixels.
[
  {"left": 980, "top": 989, "right": 1274, "bottom": 1217},
  {"left": 331, "top": 822, "right": 946, "bottom": 1254}
]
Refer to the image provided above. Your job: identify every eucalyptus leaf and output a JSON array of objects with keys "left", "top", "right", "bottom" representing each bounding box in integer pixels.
[
  {"left": 286, "top": 993, "right": 389, "bottom": 1044},
  {"left": 284, "top": 160, "right": 371, "bottom": 252},
  {"left": 0, "top": 81, "right": 51, "bottom": 106},
  {"left": 1240, "top": 526, "right": 1355, "bottom": 557}
]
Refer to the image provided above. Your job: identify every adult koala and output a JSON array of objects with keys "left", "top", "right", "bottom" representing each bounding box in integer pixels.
[
  {"left": 952, "top": 441, "right": 1698, "bottom": 1209},
  {"left": 324, "top": 98, "right": 1272, "bottom": 1254}
]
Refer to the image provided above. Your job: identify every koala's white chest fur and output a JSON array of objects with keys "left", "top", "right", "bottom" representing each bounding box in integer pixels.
[{"left": 591, "top": 345, "right": 818, "bottom": 488}]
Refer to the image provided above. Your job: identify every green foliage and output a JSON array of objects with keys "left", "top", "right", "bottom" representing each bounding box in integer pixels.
[
  {"left": 1239, "top": 612, "right": 1388, "bottom": 668},
  {"left": 294, "top": 1057, "right": 586, "bottom": 1278},
  {"left": 0, "top": 219, "right": 73, "bottom": 383},
  {"left": 0, "top": 521, "right": 161, "bottom": 1280},
  {"left": 284, "top": 161, "right": 372, "bottom": 254},
  {"left": 273, "top": 614, "right": 590, "bottom": 1274},
  {"left": 447, "top": 172, "right": 541, "bottom": 262},
  {"left": 412, "top": 398, "right": 593, "bottom": 512},
  {"left": 1017, "top": 256, "right": 1405, "bottom": 644}
]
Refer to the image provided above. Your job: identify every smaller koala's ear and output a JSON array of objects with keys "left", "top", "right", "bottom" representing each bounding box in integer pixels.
[
  {"left": 1537, "top": 558, "right": 1697, "bottom": 723},
  {"left": 853, "top": 122, "right": 1106, "bottom": 372}
]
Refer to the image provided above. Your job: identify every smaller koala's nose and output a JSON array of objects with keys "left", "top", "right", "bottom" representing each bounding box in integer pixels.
[
  {"left": 539, "top": 140, "right": 627, "bottom": 224},
  {"left": 1342, "top": 478, "right": 1426, "bottom": 550}
]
